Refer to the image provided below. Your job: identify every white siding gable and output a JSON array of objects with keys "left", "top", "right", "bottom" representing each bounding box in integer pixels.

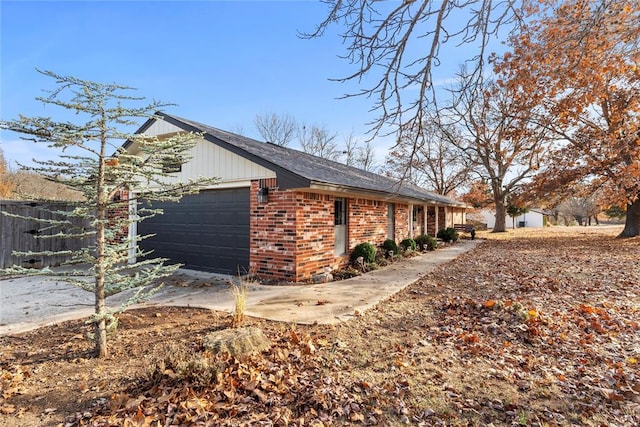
[
  {"left": 143, "top": 119, "right": 184, "bottom": 136},
  {"left": 130, "top": 118, "right": 276, "bottom": 188}
]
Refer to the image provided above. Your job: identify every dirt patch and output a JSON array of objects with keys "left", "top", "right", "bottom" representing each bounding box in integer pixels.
[{"left": 1, "top": 226, "right": 638, "bottom": 426}]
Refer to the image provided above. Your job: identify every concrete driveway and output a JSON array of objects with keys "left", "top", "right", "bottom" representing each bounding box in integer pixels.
[{"left": 0, "top": 240, "right": 479, "bottom": 335}]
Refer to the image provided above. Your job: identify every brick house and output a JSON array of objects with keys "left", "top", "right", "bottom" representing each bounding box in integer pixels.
[{"left": 124, "top": 113, "right": 467, "bottom": 282}]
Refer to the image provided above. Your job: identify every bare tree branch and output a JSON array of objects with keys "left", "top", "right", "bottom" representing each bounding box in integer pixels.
[{"left": 254, "top": 112, "right": 297, "bottom": 147}]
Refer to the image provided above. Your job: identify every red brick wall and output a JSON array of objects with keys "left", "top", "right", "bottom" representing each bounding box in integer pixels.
[
  {"left": 348, "top": 198, "right": 388, "bottom": 249},
  {"left": 395, "top": 204, "right": 410, "bottom": 241},
  {"left": 109, "top": 189, "right": 130, "bottom": 244},
  {"left": 294, "top": 192, "right": 336, "bottom": 281},
  {"left": 249, "top": 185, "right": 342, "bottom": 282},
  {"left": 249, "top": 184, "right": 423, "bottom": 282},
  {"left": 249, "top": 181, "right": 298, "bottom": 280}
]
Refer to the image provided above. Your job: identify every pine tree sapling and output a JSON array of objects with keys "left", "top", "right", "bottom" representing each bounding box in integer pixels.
[
  {"left": 507, "top": 205, "right": 529, "bottom": 228},
  {"left": 0, "top": 70, "right": 215, "bottom": 357}
]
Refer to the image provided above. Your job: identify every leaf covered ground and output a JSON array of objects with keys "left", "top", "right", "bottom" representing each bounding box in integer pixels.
[{"left": 1, "top": 226, "right": 638, "bottom": 426}]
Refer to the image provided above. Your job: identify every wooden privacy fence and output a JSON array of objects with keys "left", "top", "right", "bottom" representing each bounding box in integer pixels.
[{"left": 0, "top": 200, "right": 94, "bottom": 269}]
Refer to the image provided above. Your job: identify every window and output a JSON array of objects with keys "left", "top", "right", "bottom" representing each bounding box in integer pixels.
[
  {"left": 334, "top": 198, "right": 347, "bottom": 256},
  {"left": 334, "top": 198, "right": 347, "bottom": 225},
  {"left": 161, "top": 156, "right": 182, "bottom": 173}
]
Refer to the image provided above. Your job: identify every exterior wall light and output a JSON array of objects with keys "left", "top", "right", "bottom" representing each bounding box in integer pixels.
[{"left": 257, "top": 187, "right": 269, "bottom": 204}]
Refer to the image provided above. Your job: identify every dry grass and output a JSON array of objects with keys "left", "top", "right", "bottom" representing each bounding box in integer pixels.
[
  {"left": 229, "top": 278, "right": 249, "bottom": 327},
  {"left": 476, "top": 223, "right": 624, "bottom": 240}
]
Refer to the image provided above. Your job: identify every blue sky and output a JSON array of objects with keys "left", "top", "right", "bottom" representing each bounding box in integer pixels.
[{"left": 0, "top": 1, "right": 495, "bottom": 168}]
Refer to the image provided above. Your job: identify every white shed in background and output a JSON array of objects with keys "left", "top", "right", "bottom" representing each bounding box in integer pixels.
[{"left": 480, "top": 208, "right": 548, "bottom": 229}]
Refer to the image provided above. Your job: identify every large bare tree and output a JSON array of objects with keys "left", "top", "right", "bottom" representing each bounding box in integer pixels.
[
  {"left": 557, "top": 195, "right": 601, "bottom": 227},
  {"left": 343, "top": 131, "right": 377, "bottom": 171},
  {"left": 439, "top": 73, "right": 548, "bottom": 232},
  {"left": 303, "top": 0, "right": 524, "bottom": 142},
  {"left": 298, "top": 123, "right": 340, "bottom": 161},
  {"left": 254, "top": 112, "right": 297, "bottom": 147},
  {"left": 384, "top": 119, "right": 470, "bottom": 196}
]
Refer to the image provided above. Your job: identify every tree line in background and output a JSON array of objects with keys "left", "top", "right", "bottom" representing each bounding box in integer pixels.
[
  {"left": 0, "top": 148, "right": 84, "bottom": 201},
  {"left": 253, "top": 111, "right": 378, "bottom": 172}
]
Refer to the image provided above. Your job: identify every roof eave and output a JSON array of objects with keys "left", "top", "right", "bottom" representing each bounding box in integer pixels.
[{"left": 306, "top": 182, "right": 465, "bottom": 207}]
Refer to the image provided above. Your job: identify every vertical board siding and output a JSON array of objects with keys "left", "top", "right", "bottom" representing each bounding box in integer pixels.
[
  {"left": 0, "top": 201, "right": 93, "bottom": 269},
  {"left": 143, "top": 119, "right": 184, "bottom": 136},
  {"left": 139, "top": 118, "right": 277, "bottom": 185},
  {"left": 131, "top": 137, "right": 277, "bottom": 186}
]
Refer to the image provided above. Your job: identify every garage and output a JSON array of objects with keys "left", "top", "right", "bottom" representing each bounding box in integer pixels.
[{"left": 137, "top": 188, "right": 250, "bottom": 275}]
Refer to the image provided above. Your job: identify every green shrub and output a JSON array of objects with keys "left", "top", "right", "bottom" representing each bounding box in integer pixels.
[
  {"left": 382, "top": 239, "right": 399, "bottom": 257},
  {"left": 399, "top": 237, "right": 417, "bottom": 252},
  {"left": 350, "top": 242, "right": 376, "bottom": 264},
  {"left": 415, "top": 234, "right": 438, "bottom": 251},
  {"left": 425, "top": 234, "right": 439, "bottom": 250},
  {"left": 437, "top": 227, "right": 459, "bottom": 243},
  {"left": 414, "top": 234, "right": 428, "bottom": 250}
]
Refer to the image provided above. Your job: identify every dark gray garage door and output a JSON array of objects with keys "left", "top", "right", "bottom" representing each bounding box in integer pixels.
[{"left": 138, "top": 188, "right": 250, "bottom": 275}]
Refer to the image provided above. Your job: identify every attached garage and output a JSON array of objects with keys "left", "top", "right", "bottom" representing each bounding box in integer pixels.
[{"left": 138, "top": 188, "right": 250, "bottom": 275}]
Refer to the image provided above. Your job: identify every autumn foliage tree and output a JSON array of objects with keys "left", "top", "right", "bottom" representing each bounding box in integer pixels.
[
  {"left": 461, "top": 180, "right": 494, "bottom": 209},
  {"left": 0, "top": 147, "right": 14, "bottom": 198},
  {"left": 495, "top": 1, "right": 640, "bottom": 237}
]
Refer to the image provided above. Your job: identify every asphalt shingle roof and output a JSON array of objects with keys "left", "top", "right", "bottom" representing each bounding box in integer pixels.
[{"left": 160, "top": 113, "right": 465, "bottom": 207}]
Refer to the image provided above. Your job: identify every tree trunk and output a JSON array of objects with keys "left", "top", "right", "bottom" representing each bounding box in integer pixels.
[
  {"left": 94, "top": 199, "right": 108, "bottom": 357},
  {"left": 94, "top": 286, "right": 107, "bottom": 358},
  {"left": 618, "top": 198, "right": 640, "bottom": 238},
  {"left": 493, "top": 200, "right": 507, "bottom": 232},
  {"left": 95, "top": 116, "right": 108, "bottom": 358}
]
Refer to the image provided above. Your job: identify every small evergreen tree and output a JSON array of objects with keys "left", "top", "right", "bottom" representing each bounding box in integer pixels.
[
  {"left": 507, "top": 205, "right": 529, "bottom": 229},
  {"left": 0, "top": 70, "right": 214, "bottom": 357}
]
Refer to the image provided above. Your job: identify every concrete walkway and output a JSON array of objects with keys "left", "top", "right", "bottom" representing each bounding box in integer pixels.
[{"left": 0, "top": 240, "right": 479, "bottom": 335}]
